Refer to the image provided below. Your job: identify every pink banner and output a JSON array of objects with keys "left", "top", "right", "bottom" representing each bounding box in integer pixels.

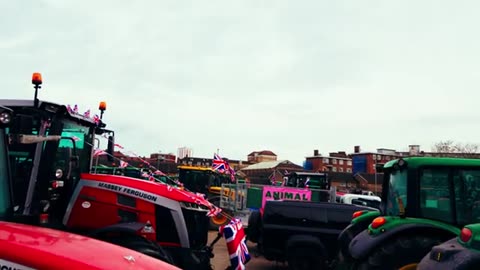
[{"left": 262, "top": 186, "right": 312, "bottom": 208}]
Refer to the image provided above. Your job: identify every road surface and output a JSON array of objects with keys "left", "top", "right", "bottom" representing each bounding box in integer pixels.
[{"left": 209, "top": 231, "right": 288, "bottom": 270}]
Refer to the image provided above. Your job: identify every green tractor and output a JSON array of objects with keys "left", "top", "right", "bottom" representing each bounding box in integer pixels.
[{"left": 339, "top": 157, "right": 480, "bottom": 269}]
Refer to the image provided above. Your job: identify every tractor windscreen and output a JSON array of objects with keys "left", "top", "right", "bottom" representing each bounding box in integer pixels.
[
  {"left": 385, "top": 169, "right": 407, "bottom": 216},
  {"left": 0, "top": 129, "right": 11, "bottom": 217},
  {"left": 55, "top": 120, "right": 93, "bottom": 175}
]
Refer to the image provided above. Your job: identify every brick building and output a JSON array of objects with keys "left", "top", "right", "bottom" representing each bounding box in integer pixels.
[
  {"left": 239, "top": 160, "right": 304, "bottom": 185},
  {"left": 351, "top": 146, "right": 401, "bottom": 174},
  {"left": 305, "top": 150, "right": 353, "bottom": 173},
  {"left": 247, "top": 150, "right": 277, "bottom": 163}
]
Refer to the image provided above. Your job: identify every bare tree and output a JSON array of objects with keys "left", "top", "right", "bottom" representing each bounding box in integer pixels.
[{"left": 431, "top": 140, "right": 480, "bottom": 157}]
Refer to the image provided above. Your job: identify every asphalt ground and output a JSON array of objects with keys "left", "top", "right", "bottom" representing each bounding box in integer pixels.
[{"left": 209, "top": 231, "right": 288, "bottom": 270}]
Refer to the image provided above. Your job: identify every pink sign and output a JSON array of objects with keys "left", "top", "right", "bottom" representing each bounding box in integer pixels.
[{"left": 261, "top": 186, "right": 312, "bottom": 208}]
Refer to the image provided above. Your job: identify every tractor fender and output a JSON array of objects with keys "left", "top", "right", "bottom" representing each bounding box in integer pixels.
[
  {"left": 349, "top": 223, "right": 458, "bottom": 261},
  {"left": 338, "top": 215, "right": 376, "bottom": 260},
  {"left": 88, "top": 222, "right": 147, "bottom": 239},
  {"left": 286, "top": 234, "right": 328, "bottom": 258}
]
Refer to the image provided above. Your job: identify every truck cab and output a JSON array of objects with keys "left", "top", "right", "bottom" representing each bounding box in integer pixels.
[{"left": 284, "top": 172, "right": 330, "bottom": 189}]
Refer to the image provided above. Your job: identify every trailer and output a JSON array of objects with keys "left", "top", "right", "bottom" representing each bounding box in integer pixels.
[{"left": 219, "top": 182, "right": 337, "bottom": 227}]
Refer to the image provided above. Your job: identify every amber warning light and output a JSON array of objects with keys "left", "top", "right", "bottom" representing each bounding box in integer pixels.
[
  {"left": 99, "top": 101, "right": 107, "bottom": 111},
  {"left": 32, "top": 72, "right": 42, "bottom": 85}
]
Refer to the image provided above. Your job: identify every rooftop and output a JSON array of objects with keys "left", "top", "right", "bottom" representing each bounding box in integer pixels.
[{"left": 240, "top": 160, "right": 298, "bottom": 170}]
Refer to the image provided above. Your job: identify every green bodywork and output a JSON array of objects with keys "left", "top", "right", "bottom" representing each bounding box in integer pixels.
[
  {"left": 458, "top": 223, "right": 480, "bottom": 251},
  {"left": 384, "top": 157, "right": 480, "bottom": 169},
  {"left": 351, "top": 210, "right": 380, "bottom": 225},
  {"left": 367, "top": 216, "right": 461, "bottom": 236}
]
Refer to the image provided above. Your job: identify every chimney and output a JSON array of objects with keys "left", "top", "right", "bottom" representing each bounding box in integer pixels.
[
  {"left": 314, "top": 149, "right": 319, "bottom": 156},
  {"left": 354, "top": 146, "right": 360, "bottom": 153}
]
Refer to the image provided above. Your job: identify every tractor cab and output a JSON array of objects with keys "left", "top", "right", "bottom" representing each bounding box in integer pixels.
[
  {"left": 178, "top": 165, "right": 230, "bottom": 197},
  {"left": 284, "top": 171, "right": 330, "bottom": 190}
]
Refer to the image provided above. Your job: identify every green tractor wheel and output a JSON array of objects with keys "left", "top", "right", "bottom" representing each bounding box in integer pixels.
[{"left": 355, "top": 235, "right": 443, "bottom": 270}]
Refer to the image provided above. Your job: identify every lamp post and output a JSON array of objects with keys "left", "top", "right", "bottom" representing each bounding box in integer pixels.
[{"left": 374, "top": 154, "right": 377, "bottom": 194}]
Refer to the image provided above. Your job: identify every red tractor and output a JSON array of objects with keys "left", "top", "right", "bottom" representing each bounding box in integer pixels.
[
  {"left": 0, "top": 221, "right": 180, "bottom": 270},
  {"left": 0, "top": 73, "right": 223, "bottom": 270}
]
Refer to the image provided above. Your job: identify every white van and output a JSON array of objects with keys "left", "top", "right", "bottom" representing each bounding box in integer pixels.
[{"left": 339, "top": 194, "right": 381, "bottom": 209}]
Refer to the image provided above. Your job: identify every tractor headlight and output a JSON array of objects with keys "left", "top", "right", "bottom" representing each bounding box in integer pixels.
[
  {"left": 0, "top": 112, "right": 12, "bottom": 124},
  {"left": 55, "top": 169, "right": 63, "bottom": 179}
]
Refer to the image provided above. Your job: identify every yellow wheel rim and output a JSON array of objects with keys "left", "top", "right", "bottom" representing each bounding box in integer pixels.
[
  {"left": 398, "top": 263, "right": 418, "bottom": 270},
  {"left": 211, "top": 214, "right": 228, "bottom": 225}
]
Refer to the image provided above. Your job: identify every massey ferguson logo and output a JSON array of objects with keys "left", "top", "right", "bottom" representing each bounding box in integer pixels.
[{"left": 97, "top": 182, "right": 158, "bottom": 202}]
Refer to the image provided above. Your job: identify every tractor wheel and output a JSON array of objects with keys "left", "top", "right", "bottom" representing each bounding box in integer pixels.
[
  {"left": 355, "top": 235, "right": 443, "bottom": 270},
  {"left": 209, "top": 211, "right": 229, "bottom": 230},
  {"left": 338, "top": 223, "right": 369, "bottom": 262},
  {"left": 287, "top": 246, "right": 325, "bottom": 270},
  {"left": 247, "top": 210, "right": 262, "bottom": 243},
  {"left": 105, "top": 235, "right": 174, "bottom": 265},
  {"left": 208, "top": 197, "right": 230, "bottom": 230}
]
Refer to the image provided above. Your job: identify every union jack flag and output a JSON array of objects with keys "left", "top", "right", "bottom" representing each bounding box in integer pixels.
[
  {"left": 206, "top": 206, "right": 222, "bottom": 217},
  {"left": 219, "top": 219, "right": 250, "bottom": 270},
  {"left": 212, "top": 153, "right": 227, "bottom": 173},
  {"left": 93, "top": 114, "right": 100, "bottom": 124}
]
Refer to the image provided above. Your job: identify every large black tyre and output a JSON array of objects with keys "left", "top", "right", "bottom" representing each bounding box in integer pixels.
[
  {"left": 247, "top": 210, "right": 262, "bottom": 243},
  {"left": 287, "top": 246, "right": 326, "bottom": 270},
  {"left": 355, "top": 235, "right": 444, "bottom": 270},
  {"left": 338, "top": 223, "right": 369, "bottom": 262},
  {"left": 103, "top": 235, "right": 175, "bottom": 265}
]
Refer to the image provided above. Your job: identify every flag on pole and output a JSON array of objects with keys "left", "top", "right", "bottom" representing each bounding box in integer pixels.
[{"left": 212, "top": 153, "right": 227, "bottom": 173}]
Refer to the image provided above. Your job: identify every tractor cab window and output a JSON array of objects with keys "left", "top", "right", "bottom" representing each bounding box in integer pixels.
[
  {"left": 0, "top": 129, "right": 11, "bottom": 217},
  {"left": 54, "top": 120, "right": 93, "bottom": 176},
  {"left": 454, "top": 169, "right": 480, "bottom": 225},
  {"left": 419, "top": 168, "right": 453, "bottom": 223},
  {"left": 385, "top": 169, "right": 407, "bottom": 216}
]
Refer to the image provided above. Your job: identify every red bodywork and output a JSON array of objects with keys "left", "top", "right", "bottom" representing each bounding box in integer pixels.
[
  {"left": 0, "top": 221, "right": 180, "bottom": 270},
  {"left": 64, "top": 173, "right": 213, "bottom": 246}
]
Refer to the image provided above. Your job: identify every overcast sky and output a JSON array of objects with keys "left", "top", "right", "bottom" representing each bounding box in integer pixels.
[{"left": 2, "top": 1, "right": 480, "bottom": 165}]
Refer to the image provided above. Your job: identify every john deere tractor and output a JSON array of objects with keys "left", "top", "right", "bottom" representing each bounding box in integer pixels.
[
  {"left": 338, "top": 157, "right": 480, "bottom": 270},
  {"left": 177, "top": 165, "right": 232, "bottom": 229}
]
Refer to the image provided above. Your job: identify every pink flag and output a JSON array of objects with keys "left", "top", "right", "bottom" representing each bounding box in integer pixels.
[
  {"left": 84, "top": 110, "right": 91, "bottom": 118},
  {"left": 114, "top": 143, "right": 124, "bottom": 149},
  {"left": 73, "top": 105, "right": 78, "bottom": 114},
  {"left": 154, "top": 170, "right": 166, "bottom": 176},
  {"left": 93, "top": 149, "right": 107, "bottom": 157}
]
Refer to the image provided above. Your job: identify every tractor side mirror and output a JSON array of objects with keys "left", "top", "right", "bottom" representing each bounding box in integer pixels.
[{"left": 107, "top": 135, "right": 114, "bottom": 162}]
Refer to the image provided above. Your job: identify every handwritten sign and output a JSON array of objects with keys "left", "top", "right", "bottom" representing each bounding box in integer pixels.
[{"left": 261, "top": 186, "right": 312, "bottom": 208}]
